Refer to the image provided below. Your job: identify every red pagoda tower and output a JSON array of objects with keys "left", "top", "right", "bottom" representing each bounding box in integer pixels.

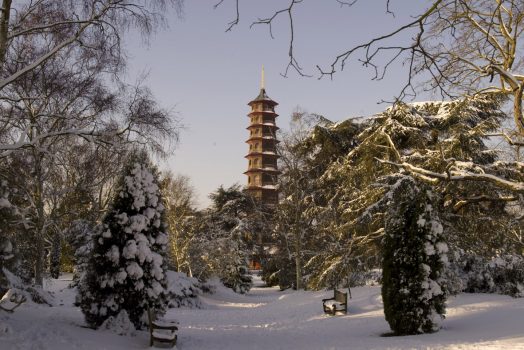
[{"left": 244, "top": 69, "right": 280, "bottom": 206}]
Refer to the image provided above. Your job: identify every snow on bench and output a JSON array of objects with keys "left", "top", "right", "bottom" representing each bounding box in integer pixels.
[
  {"left": 322, "top": 289, "right": 347, "bottom": 315},
  {"left": 147, "top": 306, "right": 178, "bottom": 348}
]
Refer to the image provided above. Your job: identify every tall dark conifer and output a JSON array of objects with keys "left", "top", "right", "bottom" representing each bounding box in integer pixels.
[{"left": 382, "top": 179, "right": 448, "bottom": 335}]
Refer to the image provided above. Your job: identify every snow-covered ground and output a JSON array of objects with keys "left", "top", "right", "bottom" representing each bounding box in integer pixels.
[{"left": 1, "top": 273, "right": 524, "bottom": 350}]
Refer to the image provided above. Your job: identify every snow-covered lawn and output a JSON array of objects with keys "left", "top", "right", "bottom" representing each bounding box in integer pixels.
[{"left": 1, "top": 274, "right": 524, "bottom": 350}]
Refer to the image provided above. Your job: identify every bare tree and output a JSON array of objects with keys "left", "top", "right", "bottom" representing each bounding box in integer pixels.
[
  {"left": 217, "top": 0, "right": 524, "bottom": 198},
  {"left": 0, "top": 1, "right": 184, "bottom": 286},
  {"left": 274, "top": 109, "right": 325, "bottom": 290},
  {"left": 161, "top": 172, "right": 198, "bottom": 275},
  {"left": 0, "top": 0, "right": 184, "bottom": 91}
]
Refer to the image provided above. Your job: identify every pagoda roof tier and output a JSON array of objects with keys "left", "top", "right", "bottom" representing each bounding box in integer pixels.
[
  {"left": 245, "top": 136, "right": 280, "bottom": 143},
  {"left": 248, "top": 88, "right": 279, "bottom": 106},
  {"left": 246, "top": 185, "right": 279, "bottom": 191},
  {"left": 244, "top": 168, "right": 281, "bottom": 175},
  {"left": 248, "top": 110, "right": 279, "bottom": 117},
  {"left": 246, "top": 123, "right": 279, "bottom": 130},
  {"left": 245, "top": 151, "right": 280, "bottom": 158}
]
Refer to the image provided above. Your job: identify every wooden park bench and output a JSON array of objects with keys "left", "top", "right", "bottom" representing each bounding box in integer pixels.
[
  {"left": 322, "top": 289, "right": 348, "bottom": 316},
  {"left": 147, "top": 306, "right": 178, "bottom": 348}
]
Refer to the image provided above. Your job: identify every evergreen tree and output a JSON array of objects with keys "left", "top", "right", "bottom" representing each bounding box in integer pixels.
[
  {"left": 78, "top": 152, "right": 169, "bottom": 329},
  {"left": 65, "top": 220, "right": 95, "bottom": 286},
  {"left": 382, "top": 178, "right": 448, "bottom": 335},
  {"left": 282, "top": 94, "right": 515, "bottom": 291},
  {"left": 189, "top": 185, "right": 254, "bottom": 293},
  {"left": 49, "top": 233, "right": 61, "bottom": 279},
  {"left": 208, "top": 185, "right": 253, "bottom": 293}
]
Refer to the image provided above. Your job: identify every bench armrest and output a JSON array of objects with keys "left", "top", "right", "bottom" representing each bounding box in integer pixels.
[{"left": 322, "top": 297, "right": 335, "bottom": 302}]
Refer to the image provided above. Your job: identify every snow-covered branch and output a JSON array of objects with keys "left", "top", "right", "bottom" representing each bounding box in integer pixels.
[{"left": 376, "top": 158, "right": 524, "bottom": 193}]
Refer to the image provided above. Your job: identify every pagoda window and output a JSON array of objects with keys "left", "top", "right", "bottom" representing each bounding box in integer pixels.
[{"left": 262, "top": 174, "right": 273, "bottom": 183}]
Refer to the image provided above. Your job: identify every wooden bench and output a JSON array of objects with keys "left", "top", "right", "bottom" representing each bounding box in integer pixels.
[
  {"left": 147, "top": 306, "right": 178, "bottom": 348},
  {"left": 322, "top": 289, "right": 347, "bottom": 315}
]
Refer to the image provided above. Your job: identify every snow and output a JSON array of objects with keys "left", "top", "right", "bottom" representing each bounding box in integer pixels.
[
  {"left": 2, "top": 274, "right": 524, "bottom": 349},
  {"left": 0, "top": 197, "right": 11, "bottom": 208},
  {"left": 100, "top": 310, "right": 136, "bottom": 336}
]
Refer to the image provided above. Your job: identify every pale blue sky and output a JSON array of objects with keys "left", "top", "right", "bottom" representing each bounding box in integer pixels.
[{"left": 126, "top": 1, "right": 433, "bottom": 207}]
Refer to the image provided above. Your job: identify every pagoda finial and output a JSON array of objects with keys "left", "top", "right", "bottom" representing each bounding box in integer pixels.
[{"left": 261, "top": 65, "right": 265, "bottom": 90}]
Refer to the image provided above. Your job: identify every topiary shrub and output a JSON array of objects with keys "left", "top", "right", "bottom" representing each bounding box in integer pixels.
[{"left": 382, "top": 179, "right": 448, "bottom": 335}]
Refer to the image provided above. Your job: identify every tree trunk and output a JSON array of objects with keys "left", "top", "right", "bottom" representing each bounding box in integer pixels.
[
  {"left": 294, "top": 228, "right": 302, "bottom": 290},
  {"left": 514, "top": 85, "right": 524, "bottom": 135},
  {"left": 33, "top": 143, "right": 45, "bottom": 286},
  {"left": 0, "top": 0, "right": 12, "bottom": 70}
]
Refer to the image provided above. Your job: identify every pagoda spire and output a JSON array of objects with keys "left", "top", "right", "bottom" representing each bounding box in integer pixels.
[{"left": 261, "top": 65, "right": 265, "bottom": 90}]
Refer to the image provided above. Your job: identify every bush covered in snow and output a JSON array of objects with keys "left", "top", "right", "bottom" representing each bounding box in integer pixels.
[
  {"left": 1, "top": 268, "right": 53, "bottom": 306},
  {"left": 0, "top": 238, "right": 15, "bottom": 298},
  {"left": 100, "top": 310, "right": 136, "bottom": 336},
  {"left": 348, "top": 269, "right": 382, "bottom": 287},
  {"left": 382, "top": 180, "right": 448, "bottom": 335},
  {"left": 451, "top": 252, "right": 524, "bottom": 297},
  {"left": 78, "top": 153, "right": 169, "bottom": 329},
  {"left": 165, "top": 270, "right": 203, "bottom": 308},
  {"left": 0, "top": 182, "right": 15, "bottom": 300}
]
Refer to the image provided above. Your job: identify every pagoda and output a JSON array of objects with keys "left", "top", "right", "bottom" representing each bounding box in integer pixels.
[{"left": 244, "top": 68, "right": 280, "bottom": 206}]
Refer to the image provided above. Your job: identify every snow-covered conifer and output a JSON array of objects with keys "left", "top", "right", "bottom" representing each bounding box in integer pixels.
[
  {"left": 190, "top": 185, "right": 253, "bottom": 293},
  {"left": 219, "top": 239, "right": 253, "bottom": 294},
  {"left": 382, "top": 178, "right": 448, "bottom": 335},
  {"left": 49, "top": 233, "right": 61, "bottom": 279},
  {"left": 65, "top": 220, "right": 95, "bottom": 286},
  {"left": 78, "top": 152, "right": 169, "bottom": 329}
]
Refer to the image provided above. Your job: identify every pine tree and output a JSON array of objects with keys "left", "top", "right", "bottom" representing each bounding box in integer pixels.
[
  {"left": 49, "top": 233, "right": 61, "bottom": 279},
  {"left": 190, "top": 185, "right": 253, "bottom": 293},
  {"left": 78, "top": 152, "right": 169, "bottom": 329},
  {"left": 382, "top": 178, "right": 448, "bottom": 335},
  {"left": 65, "top": 220, "right": 95, "bottom": 286}
]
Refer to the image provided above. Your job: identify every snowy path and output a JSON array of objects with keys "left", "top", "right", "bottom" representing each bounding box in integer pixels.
[
  {"left": 1, "top": 274, "right": 524, "bottom": 349},
  {"left": 171, "top": 274, "right": 524, "bottom": 350}
]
